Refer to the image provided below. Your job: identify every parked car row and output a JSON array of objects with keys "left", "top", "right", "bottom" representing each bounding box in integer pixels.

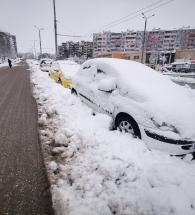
[
  {"left": 159, "top": 60, "right": 195, "bottom": 74},
  {"left": 40, "top": 58, "right": 195, "bottom": 156},
  {"left": 39, "top": 59, "right": 75, "bottom": 89}
]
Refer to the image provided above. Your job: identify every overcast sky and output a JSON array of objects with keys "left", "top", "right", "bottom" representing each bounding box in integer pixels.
[{"left": 0, "top": 0, "right": 194, "bottom": 53}]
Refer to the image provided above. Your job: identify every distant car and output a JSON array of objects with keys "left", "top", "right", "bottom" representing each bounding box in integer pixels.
[
  {"left": 171, "top": 61, "right": 190, "bottom": 73},
  {"left": 72, "top": 58, "right": 195, "bottom": 155},
  {"left": 49, "top": 61, "right": 63, "bottom": 83},
  {"left": 161, "top": 61, "right": 195, "bottom": 76},
  {"left": 39, "top": 58, "right": 53, "bottom": 72},
  {"left": 189, "top": 60, "right": 195, "bottom": 73}
]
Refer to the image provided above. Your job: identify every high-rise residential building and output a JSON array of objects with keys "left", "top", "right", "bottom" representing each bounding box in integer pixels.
[
  {"left": 93, "top": 28, "right": 195, "bottom": 61},
  {"left": 58, "top": 41, "right": 93, "bottom": 59},
  {"left": 93, "top": 31, "right": 143, "bottom": 57},
  {"left": 0, "top": 31, "right": 17, "bottom": 58}
]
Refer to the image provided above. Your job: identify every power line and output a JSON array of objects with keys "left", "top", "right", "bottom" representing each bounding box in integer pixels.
[
  {"left": 83, "top": 0, "right": 175, "bottom": 38},
  {"left": 96, "top": 0, "right": 164, "bottom": 31},
  {"left": 100, "top": 0, "right": 175, "bottom": 31}
]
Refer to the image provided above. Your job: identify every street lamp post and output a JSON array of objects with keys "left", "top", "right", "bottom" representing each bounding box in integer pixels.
[
  {"left": 141, "top": 13, "right": 155, "bottom": 64},
  {"left": 34, "top": 25, "right": 44, "bottom": 55}
]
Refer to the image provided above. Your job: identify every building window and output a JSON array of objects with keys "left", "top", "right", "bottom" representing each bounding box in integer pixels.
[{"left": 134, "top": 56, "right": 139, "bottom": 60}]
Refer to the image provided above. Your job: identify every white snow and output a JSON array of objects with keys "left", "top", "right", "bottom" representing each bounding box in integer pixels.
[
  {"left": 0, "top": 62, "right": 8, "bottom": 68},
  {"left": 28, "top": 59, "right": 195, "bottom": 215},
  {"left": 58, "top": 60, "right": 80, "bottom": 80},
  {"left": 170, "top": 76, "right": 195, "bottom": 84}
]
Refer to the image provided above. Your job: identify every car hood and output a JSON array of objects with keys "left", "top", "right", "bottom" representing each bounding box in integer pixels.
[{"left": 117, "top": 75, "right": 195, "bottom": 140}]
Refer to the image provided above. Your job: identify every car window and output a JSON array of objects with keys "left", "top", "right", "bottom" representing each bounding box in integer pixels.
[
  {"left": 94, "top": 68, "right": 107, "bottom": 81},
  {"left": 97, "top": 69, "right": 105, "bottom": 74},
  {"left": 83, "top": 65, "right": 91, "bottom": 69}
]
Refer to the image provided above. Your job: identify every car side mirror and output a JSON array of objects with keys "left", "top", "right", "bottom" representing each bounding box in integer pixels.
[{"left": 98, "top": 78, "right": 117, "bottom": 93}]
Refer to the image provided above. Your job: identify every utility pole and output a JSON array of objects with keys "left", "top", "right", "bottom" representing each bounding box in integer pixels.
[
  {"left": 53, "top": 0, "right": 58, "bottom": 58},
  {"left": 34, "top": 25, "right": 44, "bottom": 55},
  {"left": 31, "top": 40, "right": 37, "bottom": 59},
  {"left": 141, "top": 13, "right": 155, "bottom": 64}
]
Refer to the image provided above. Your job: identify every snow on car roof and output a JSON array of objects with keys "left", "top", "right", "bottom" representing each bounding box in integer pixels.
[
  {"left": 82, "top": 58, "right": 185, "bottom": 101},
  {"left": 58, "top": 60, "right": 80, "bottom": 80},
  {"left": 171, "top": 61, "right": 189, "bottom": 65},
  {"left": 80, "top": 58, "right": 195, "bottom": 139}
]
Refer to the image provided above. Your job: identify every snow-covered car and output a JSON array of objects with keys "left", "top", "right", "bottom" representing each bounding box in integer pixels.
[
  {"left": 58, "top": 60, "right": 80, "bottom": 88},
  {"left": 71, "top": 58, "right": 195, "bottom": 155},
  {"left": 49, "top": 60, "right": 81, "bottom": 88},
  {"left": 171, "top": 61, "right": 191, "bottom": 73},
  {"left": 49, "top": 61, "right": 63, "bottom": 83},
  {"left": 39, "top": 58, "right": 53, "bottom": 72}
]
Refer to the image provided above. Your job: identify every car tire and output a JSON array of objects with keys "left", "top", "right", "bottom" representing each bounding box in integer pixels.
[
  {"left": 71, "top": 88, "right": 77, "bottom": 95},
  {"left": 115, "top": 114, "right": 141, "bottom": 139}
]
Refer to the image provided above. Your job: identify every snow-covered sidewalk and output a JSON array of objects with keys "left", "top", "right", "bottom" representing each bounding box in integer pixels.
[
  {"left": 29, "top": 60, "right": 195, "bottom": 215},
  {"left": 0, "top": 62, "right": 8, "bottom": 68}
]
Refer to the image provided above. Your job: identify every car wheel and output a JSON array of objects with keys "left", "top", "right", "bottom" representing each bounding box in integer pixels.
[
  {"left": 71, "top": 88, "right": 77, "bottom": 95},
  {"left": 115, "top": 114, "right": 141, "bottom": 138}
]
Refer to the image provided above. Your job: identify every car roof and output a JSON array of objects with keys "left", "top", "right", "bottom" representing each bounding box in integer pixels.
[{"left": 171, "top": 61, "right": 189, "bottom": 65}]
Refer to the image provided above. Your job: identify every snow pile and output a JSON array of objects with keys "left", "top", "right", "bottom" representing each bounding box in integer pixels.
[
  {"left": 58, "top": 60, "right": 80, "bottom": 80},
  {"left": 28, "top": 60, "right": 195, "bottom": 215},
  {"left": 170, "top": 76, "right": 195, "bottom": 84},
  {"left": 0, "top": 62, "right": 8, "bottom": 68}
]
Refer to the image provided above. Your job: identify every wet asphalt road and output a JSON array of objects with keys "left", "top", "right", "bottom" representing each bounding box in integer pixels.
[{"left": 0, "top": 63, "right": 54, "bottom": 215}]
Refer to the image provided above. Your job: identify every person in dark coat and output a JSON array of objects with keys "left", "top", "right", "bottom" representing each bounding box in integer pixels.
[{"left": 8, "top": 58, "right": 12, "bottom": 68}]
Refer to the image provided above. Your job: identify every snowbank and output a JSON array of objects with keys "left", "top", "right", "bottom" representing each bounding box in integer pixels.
[
  {"left": 170, "top": 76, "right": 195, "bottom": 84},
  {"left": 28, "top": 60, "right": 195, "bottom": 215},
  {"left": 0, "top": 62, "right": 8, "bottom": 68}
]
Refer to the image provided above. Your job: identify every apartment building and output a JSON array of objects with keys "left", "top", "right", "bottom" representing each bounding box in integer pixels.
[
  {"left": 58, "top": 41, "right": 93, "bottom": 59},
  {"left": 121, "top": 30, "right": 143, "bottom": 52},
  {"left": 0, "top": 31, "right": 17, "bottom": 58},
  {"left": 93, "top": 28, "right": 195, "bottom": 62},
  {"left": 93, "top": 31, "right": 143, "bottom": 56}
]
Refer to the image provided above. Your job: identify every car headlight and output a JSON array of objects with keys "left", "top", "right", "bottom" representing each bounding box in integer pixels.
[{"left": 150, "top": 117, "right": 179, "bottom": 134}]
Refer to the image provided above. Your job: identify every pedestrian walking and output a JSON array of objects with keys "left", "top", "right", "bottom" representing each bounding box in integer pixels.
[{"left": 8, "top": 58, "right": 12, "bottom": 68}]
